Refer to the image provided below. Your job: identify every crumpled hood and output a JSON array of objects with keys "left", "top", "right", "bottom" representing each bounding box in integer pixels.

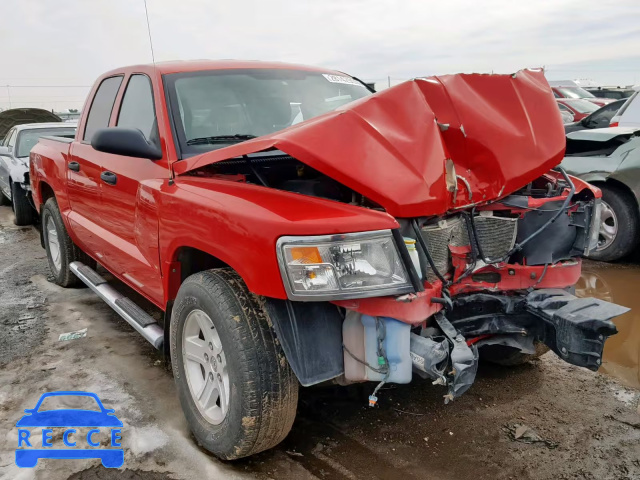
[{"left": 174, "top": 69, "right": 565, "bottom": 217}]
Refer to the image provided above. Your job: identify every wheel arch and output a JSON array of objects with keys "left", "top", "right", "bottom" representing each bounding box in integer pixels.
[
  {"left": 39, "top": 180, "right": 56, "bottom": 206},
  {"left": 590, "top": 178, "right": 640, "bottom": 218},
  {"left": 162, "top": 245, "right": 236, "bottom": 357}
]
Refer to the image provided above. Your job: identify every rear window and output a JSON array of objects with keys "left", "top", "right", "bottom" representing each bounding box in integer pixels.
[
  {"left": 83, "top": 76, "right": 123, "bottom": 142},
  {"left": 17, "top": 128, "right": 76, "bottom": 157},
  {"left": 566, "top": 99, "right": 600, "bottom": 114},
  {"left": 556, "top": 87, "right": 595, "bottom": 99}
]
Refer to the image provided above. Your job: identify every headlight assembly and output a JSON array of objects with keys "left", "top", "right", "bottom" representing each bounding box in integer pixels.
[{"left": 276, "top": 230, "right": 413, "bottom": 300}]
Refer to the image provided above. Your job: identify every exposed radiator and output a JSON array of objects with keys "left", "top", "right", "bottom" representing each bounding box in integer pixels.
[
  {"left": 420, "top": 217, "right": 463, "bottom": 281},
  {"left": 473, "top": 215, "right": 518, "bottom": 260},
  {"left": 419, "top": 214, "right": 518, "bottom": 281}
]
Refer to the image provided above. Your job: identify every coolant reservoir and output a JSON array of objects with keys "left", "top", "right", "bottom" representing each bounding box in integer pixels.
[
  {"left": 404, "top": 237, "right": 422, "bottom": 279},
  {"left": 343, "top": 312, "right": 412, "bottom": 384}
]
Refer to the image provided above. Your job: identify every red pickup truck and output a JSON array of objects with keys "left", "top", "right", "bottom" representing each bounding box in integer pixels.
[{"left": 30, "top": 61, "right": 628, "bottom": 460}]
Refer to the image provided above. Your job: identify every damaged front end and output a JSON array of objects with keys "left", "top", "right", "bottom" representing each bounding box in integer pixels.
[{"left": 173, "top": 68, "right": 629, "bottom": 403}]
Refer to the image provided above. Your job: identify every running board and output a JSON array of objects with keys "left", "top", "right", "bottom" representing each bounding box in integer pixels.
[{"left": 70, "top": 261, "right": 164, "bottom": 349}]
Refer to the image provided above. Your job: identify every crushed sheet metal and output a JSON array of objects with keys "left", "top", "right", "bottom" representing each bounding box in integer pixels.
[
  {"left": 58, "top": 327, "right": 87, "bottom": 341},
  {"left": 174, "top": 69, "right": 566, "bottom": 217}
]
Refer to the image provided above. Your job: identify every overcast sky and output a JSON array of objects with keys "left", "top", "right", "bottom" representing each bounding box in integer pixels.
[{"left": 1, "top": 0, "right": 639, "bottom": 110}]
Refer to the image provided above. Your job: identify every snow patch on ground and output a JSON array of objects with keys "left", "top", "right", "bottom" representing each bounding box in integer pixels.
[
  {"left": 127, "top": 426, "right": 169, "bottom": 456},
  {"left": 610, "top": 386, "right": 638, "bottom": 405}
]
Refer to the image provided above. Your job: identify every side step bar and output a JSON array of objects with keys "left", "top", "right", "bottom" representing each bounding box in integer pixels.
[{"left": 70, "top": 262, "right": 164, "bottom": 349}]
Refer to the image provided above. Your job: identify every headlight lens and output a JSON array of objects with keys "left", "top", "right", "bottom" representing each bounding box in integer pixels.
[
  {"left": 586, "top": 199, "right": 602, "bottom": 254},
  {"left": 277, "top": 230, "right": 412, "bottom": 300}
]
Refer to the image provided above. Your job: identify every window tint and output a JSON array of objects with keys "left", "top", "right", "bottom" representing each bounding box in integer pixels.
[
  {"left": 117, "top": 74, "right": 158, "bottom": 142},
  {"left": 589, "top": 101, "right": 623, "bottom": 125},
  {"left": 83, "top": 76, "right": 123, "bottom": 142}
]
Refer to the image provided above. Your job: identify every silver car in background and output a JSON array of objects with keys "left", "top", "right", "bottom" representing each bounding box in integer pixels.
[{"left": 0, "top": 123, "right": 76, "bottom": 225}]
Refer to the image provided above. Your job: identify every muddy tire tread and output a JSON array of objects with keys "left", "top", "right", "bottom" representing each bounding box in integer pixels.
[
  {"left": 42, "top": 197, "right": 96, "bottom": 287},
  {"left": 171, "top": 269, "right": 298, "bottom": 459},
  {"left": 11, "top": 182, "right": 33, "bottom": 226},
  {"left": 588, "top": 184, "right": 640, "bottom": 262}
]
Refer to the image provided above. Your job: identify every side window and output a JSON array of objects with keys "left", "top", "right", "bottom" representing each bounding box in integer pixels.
[
  {"left": 553, "top": 90, "right": 561, "bottom": 98},
  {"left": 83, "top": 76, "right": 123, "bottom": 142},
  {"left": 558, "top": 104, "right": 572, "bottom": 113},
  {"left": 117, "top": 75, "right": 158, "bottom": 143},
  {"left": 6, "top": 129, "right": 17, "bottom": 148}
]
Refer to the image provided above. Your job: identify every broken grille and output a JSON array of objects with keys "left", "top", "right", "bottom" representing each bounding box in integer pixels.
[{"left": 419, "top": 215, "right": 518, "bottom": 281}]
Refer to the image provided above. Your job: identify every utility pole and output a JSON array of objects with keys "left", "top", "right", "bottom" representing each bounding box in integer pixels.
[{"left": 388, "top": 76, "right": 391, "bottom": 88}]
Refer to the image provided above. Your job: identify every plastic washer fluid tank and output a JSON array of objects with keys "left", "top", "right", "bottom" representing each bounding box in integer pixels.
[{"left": 343, "top": 312, "right": 412, "bottom": 384}]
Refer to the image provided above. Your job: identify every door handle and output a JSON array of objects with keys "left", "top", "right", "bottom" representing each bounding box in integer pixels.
[
  {"left": 68, "top": 161, "right": 80, "bottom": 172},
  {"left": 100, "top": 171, "right": 117, "bottom": 185}
]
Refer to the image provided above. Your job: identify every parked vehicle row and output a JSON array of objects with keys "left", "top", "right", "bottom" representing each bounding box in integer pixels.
[
  {"left": 23, "top": 61, "right": 627, "bottom": 460},
  {"left": 549, "top": 80, "right": 615, "bottom": 107},
  {"left": 562, "top": 127, "right": 640, "bottom": 261},
  {"left": 0, "top": 122, "right": 76, "bottom": 225},
  {"left": 564, "top": 99, "right": 626, "bottom": 133}
]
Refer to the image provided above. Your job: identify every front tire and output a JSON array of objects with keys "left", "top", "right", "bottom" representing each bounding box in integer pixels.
[
  {"left": 170, "top": 269, "right": 298, "bottom": 460},
  {"left": 588, "top": 184, "right": 639, "bottom": 262},
  {"left": 42, "top": 197, "right": 96, "bottom": 287},
  {"left": 11, "top": 182, "right": 33, "bottom": 226}
]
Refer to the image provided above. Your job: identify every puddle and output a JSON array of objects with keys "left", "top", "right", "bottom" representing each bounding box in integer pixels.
[{"left": 576, "top": 260, "right": 640, "bottom": 389}]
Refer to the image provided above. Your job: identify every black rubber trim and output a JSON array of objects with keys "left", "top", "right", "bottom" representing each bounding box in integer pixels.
[
  {"left": 391, "top": 228, "right": 423, "bottom": 292},
  {"left": 77, "top": 265, "right": 107, "bottom": 286},
  {"left": 115, "top": 297, "right": 156, "bottom": 327}
]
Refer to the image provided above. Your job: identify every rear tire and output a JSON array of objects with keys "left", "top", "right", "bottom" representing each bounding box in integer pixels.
[
  {"left": 588, "top": 184, "right": 639, "bottom": 262},
  {"left": 42, "top": 197, "right": 96, "bottom": 287},
  {"left": 0, "top": 188, "right": 10, "bottom": 206},
  {"left": 480, "top": 342, "right": 550, "bottom": 366},
  {"left": 170, "top": 269, "right": 298, "bottom": 460},
  {"left": 11, "top": 182, "right": 33, "bottom": 226}
]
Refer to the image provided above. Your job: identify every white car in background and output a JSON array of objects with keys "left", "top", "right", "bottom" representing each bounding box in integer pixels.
[
  {"left": 0, "top": 123, "right": 76, "bottom": 225},
  {"left": 610, "top": 89, "right": 640, "bottom": 128}
]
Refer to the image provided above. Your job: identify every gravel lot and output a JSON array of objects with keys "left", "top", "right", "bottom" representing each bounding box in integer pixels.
[{"left": 0, "top": 205, "right": 638, "bottom": 480}]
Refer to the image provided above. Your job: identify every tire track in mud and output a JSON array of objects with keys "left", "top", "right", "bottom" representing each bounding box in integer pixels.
[{"left": 0, "top": 209, "right": 49, "bottom": 366}]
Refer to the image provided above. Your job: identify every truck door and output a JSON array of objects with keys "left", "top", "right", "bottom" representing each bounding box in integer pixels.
[
  {"left": 95, "top": 73, "right": 166, "bottom": 306},
  {"left": 67, "top": 75, "right": 123, "bottom": 260}
]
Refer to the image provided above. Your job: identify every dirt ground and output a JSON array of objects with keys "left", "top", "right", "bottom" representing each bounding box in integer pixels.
[{"left": 0, "top": 205, "right": 638, "bottom": 480}]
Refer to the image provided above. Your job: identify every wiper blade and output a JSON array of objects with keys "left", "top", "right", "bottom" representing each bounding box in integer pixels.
[{"left": 186, "top": 134, "right": 257, "bottom": 146}]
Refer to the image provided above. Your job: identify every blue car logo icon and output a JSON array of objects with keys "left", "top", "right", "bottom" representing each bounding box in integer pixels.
[{"left": 15, "top": 391, "right": 124, "bottom": 468}]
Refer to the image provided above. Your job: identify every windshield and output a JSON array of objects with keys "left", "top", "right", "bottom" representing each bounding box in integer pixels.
[
  {"left": 557, "top": 86, "right": 596, "bottom": 99},
  {"left": 566, "top": 99, "right": 600, "bottom": 114},
  {"left": 165, "top": 69, "right": 372, "bottom": 156},
  {"left": 17, "top": 127, "right": 76, "bottom": 157}
]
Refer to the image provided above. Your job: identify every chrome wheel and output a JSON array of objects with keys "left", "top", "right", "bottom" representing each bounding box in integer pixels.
[
  {"left": 46, "top": 215, "right": 61, "bottom": 274},
  {"left": 596, "top": 200, "right": 617, "bottom": 251},
  {"left": 182, "top": 309, "right": 230, "bottom": 425}
]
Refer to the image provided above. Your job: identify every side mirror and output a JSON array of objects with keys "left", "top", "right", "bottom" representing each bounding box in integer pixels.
[
  {"left": 0, "top": 146, "right": 10, "bottom": 156},
  {"left": 91, "top": 127, "right": 162, "bottom": 160}
]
